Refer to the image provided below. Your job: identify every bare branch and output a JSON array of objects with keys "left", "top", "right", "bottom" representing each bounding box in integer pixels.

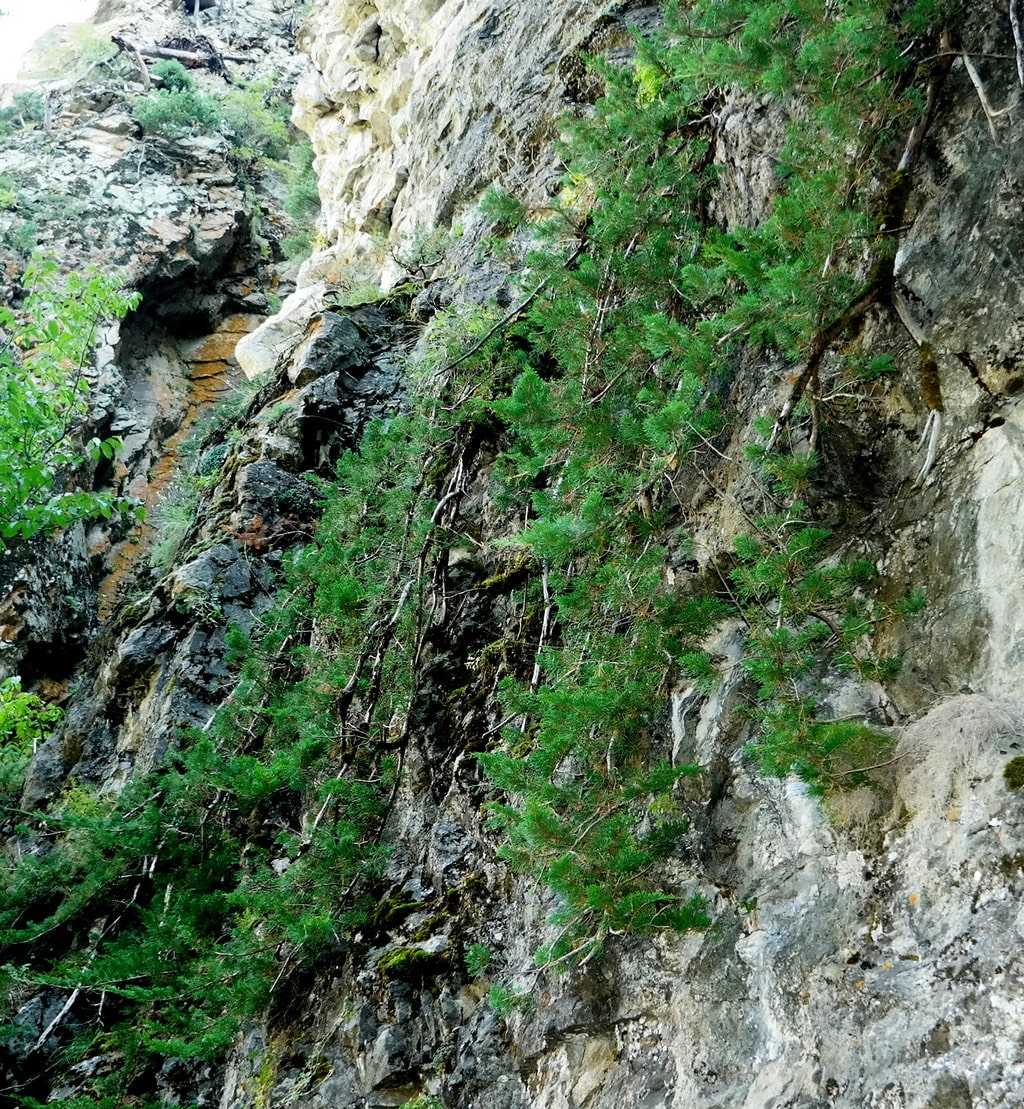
[
  {"left": 961, "top": 51, "right": 1012, "bottom": 145},
  {"left": 112, "top": 35, "right": 151, "bottom": 90},
  {"left": 1011, "top": 0, "right": 1024, "bottom": 86},
  {"left": 138, "top": 44, "right": 249, "bottom": 66},
  {"left": 916, "top": 409, "right": 942, "bottom": 485},
  {"left": 530, "top": 566, "right": 553, "bottom": 694},
  {"left": 32, "top": 987, "right": 82, "bottom": 1052},
  {"left": 433, "top": 239, "right": 588, "bottom": 380}
]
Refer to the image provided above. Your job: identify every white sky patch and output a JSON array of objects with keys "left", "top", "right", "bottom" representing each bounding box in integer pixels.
[{"left": 0, "top": 0, "right": 98, "bottom": 84}]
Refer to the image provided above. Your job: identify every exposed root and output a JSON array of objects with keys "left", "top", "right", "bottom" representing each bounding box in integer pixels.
[
  {"left": 961, "top": 50, "right": 1014, "bottom": 145},
  {"left": 916, "top": 409, "right": 942, "bottom": 484},
  {"left": 1011, "top": 0, "right": 1024, "bottom": 86}
]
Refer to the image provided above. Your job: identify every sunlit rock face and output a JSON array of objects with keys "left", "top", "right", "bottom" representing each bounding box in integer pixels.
[
  {"left": 237, "top": 0, "right": 655, "bottom": 380},
  {"left": 292, "top": 0, "right": 640, "bottom": 286}
]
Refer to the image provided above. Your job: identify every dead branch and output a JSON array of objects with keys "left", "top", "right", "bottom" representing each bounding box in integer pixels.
[
  {"left": 896, "top": 30, "right": 955, "bottom": 173},
  {"left": 960, "top": 50, "right": 1013, "bottom": 145},
  {"left": 138, "top": 44, "right": 249, "bottom": 66},
  {"left": 430, "top": 488, "right": 464, "bottom": 526},
  {"left": 32, "top": 986, "right": 83, "bottom": 1052},
  {"left": 112, "top": 35, "right": 151, "bottom": 90},
  {"left": 1011, "top": 0, "right": 1024, "bottom": 86},
  {"left": 530, "top": 566, "right": 553, "bottom": 693},
  {"left": 433, "top": 238, "right": 588, "bottom": 381},
  {"left": 916, "top": 409, "right": 943, "bottom": 484}
]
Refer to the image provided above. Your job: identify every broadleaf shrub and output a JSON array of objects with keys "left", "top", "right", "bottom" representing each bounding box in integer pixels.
[{"left": 0, "top": 257, "right": 141, "bottom": 546}]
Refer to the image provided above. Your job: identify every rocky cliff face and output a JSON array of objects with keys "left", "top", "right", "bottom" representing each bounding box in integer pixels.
[
  {"left": 0, "top": 0, "right": 303, "bottom": 681},
  {"left": 293, "top": 0, "right": 633, "bottom": 277},
  {"left": 5, "top": 2, "right": 1024, "bottom": 1108},
  {"left": 237, "top": 0, "right": 661, "bottom": 378}
]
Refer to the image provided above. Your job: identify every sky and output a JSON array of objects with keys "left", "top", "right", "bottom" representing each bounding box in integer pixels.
[{"left": 0, "top": 0, "right": 97, "bottom": 83}]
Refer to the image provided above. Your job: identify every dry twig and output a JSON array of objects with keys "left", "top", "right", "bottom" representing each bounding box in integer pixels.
[
  {"left": 961, "top": 51, "right": 1013, "bottom": 144},
  {"left": 1011, "top": 0, "right": 1024, "bottom": 86}
]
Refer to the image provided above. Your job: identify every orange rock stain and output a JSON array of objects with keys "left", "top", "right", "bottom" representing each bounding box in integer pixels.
[{"left": 96, "top": 314, "right": 261, "bottom": 619}]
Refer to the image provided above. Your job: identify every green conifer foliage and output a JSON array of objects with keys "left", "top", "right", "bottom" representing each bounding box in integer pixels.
[
  {"left": 0, "top": 416, "right": 440, "bottom": 1092},
  {"left": 0, "top": 0, "right": 964, "bottom": 1094},
  {"left": 475, "top": 0, "right": 958, "bottom": 953}
]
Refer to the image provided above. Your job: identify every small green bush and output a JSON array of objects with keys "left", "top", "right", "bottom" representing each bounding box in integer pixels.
[
  {"left": 132, "top": 86, "right": 222, "bottom": 138},
  {"left": 0, "top": 175, "right": 19, "bottom": 210},
  {"left": 0, "top": 92, "right": 45, "bottom": 137},
  {"left": 479, "top": 186, "right": 527, "bottom": 235},
  {"left": 1004, "top": 756, "right": 1024, "bottom": 790},
  {"left": 221, "top": 84, "right": 290, "bottom": 162},
  {"left": 149, "top": 480, "right": 199, "bottom": 572},
  {"left": 0, "top": 257, "right": 140, "bottom": 543},
  {"left": 0, "top": 676, "right": 63, "bottom": 746},
  {"left": 284, "top": 141, "right": 320, "bottom": 223},
  {"left": 464, "top": 943, "right": 491, "bottom": 978},
  {"left": 150, "top": 58, "right": 193, "bottom": 92},
  {"left": 0, "top": 676, "right": 62, "bottom": 802},
  {"left": 281, "top": 231, "right": 313, "bottom": 261},
  {"left": 9, "top": 219, "right": 38, "bottom": 258},
  {"left": 487, "top": 984, "right": 536, "bottom": 1017},
  {"left": 15, "top": 92, "right": 43, "bottom": 120},
  {"left": 278, "top": 141, "right": 321, "bottom": 261},
  {"left": 285, "top": 173, "right": 320, "bottom": 223},
  {"left": 400, "top": 1096, "right": 444, "bottom": 1109}
]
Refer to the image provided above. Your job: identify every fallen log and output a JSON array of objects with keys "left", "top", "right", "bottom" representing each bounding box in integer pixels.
[{"left": 137, "top": 44, "right": 250, "bottom": 66}]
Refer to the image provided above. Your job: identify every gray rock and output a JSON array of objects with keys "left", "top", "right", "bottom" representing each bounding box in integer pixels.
[{"left": 287, "top": 310, "right": 371, "bottom": 387}]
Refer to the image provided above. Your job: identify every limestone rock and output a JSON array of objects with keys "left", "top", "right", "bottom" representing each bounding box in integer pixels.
[
  {"left": 286, "top": 309, "right": 370, "bottom": 387},
  {"left": 235, "top": 283, "right": 328, "bottom": 380},
  {"left": 291, "top": 0, "right": 648, "bottom": 290}
]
